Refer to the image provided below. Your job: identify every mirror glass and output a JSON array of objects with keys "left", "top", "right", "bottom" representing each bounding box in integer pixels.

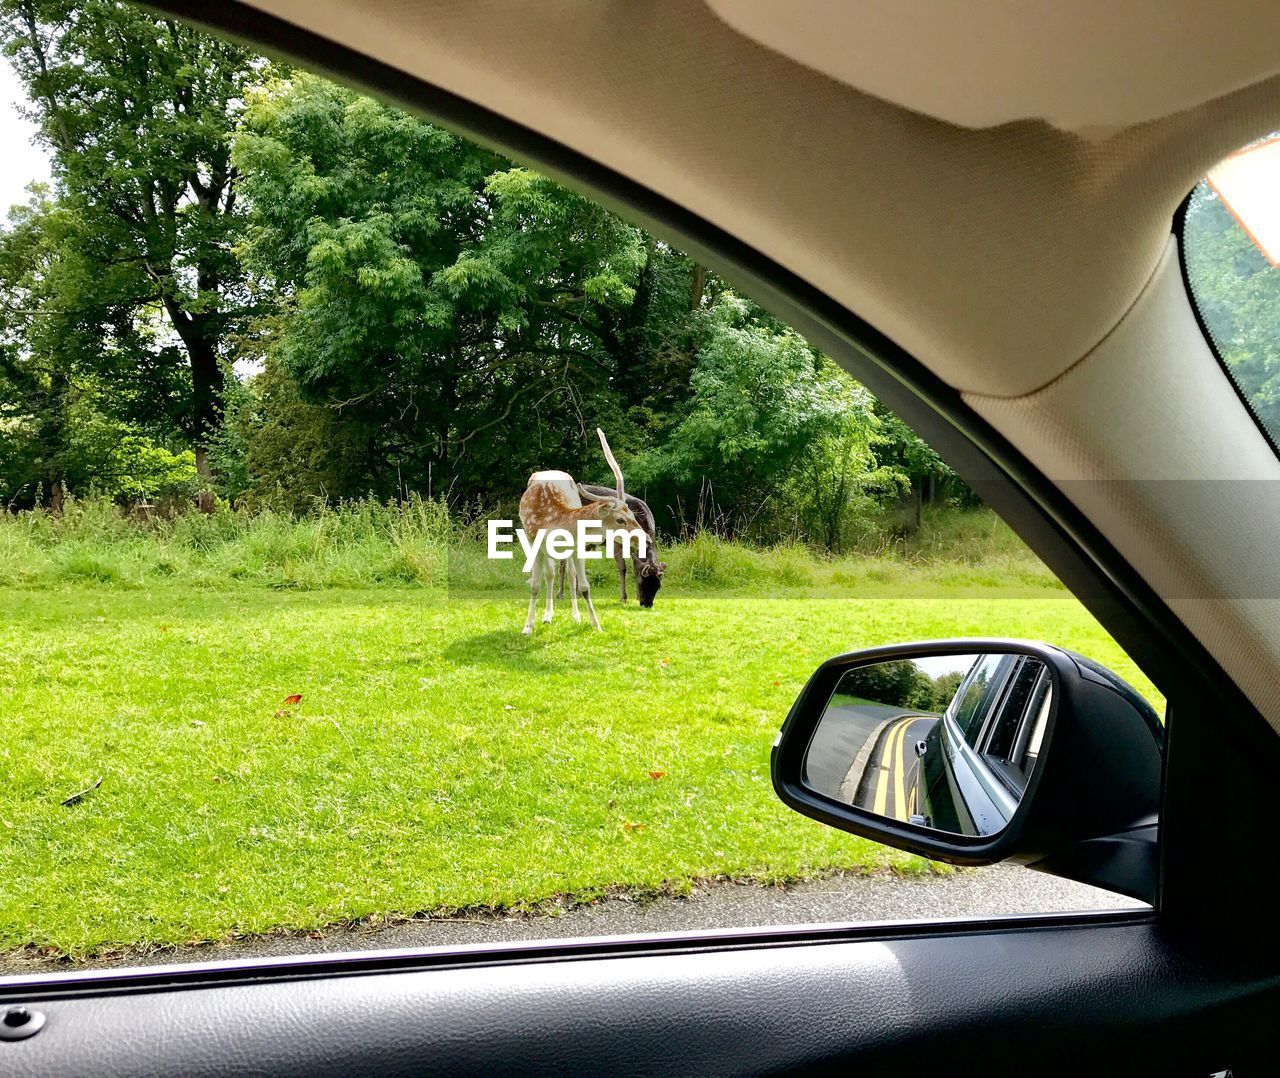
[{"left": 803, "top": 652, "right": 1052, "bottom": 837}]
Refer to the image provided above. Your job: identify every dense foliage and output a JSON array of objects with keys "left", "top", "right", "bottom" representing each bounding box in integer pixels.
[
  {"left": 0, "top": 0, "right": 256, "bottom": 507},
  {"left": 0, "top": 5, "right": 1043, "bottom": 548}
]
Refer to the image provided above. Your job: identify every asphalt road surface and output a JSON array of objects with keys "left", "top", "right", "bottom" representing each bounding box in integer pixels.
[
  {"left": 0, "top": 865, "right": 1146, "bottom": 975},
  {"left": 854, "top": 712, "right": 936, "bottom": 819},
  {"left": 804, "top": 700, "right": 905, "bottom": 797},
  {"left": 805, "top": 701, "right": 937, "bottom": 820}
]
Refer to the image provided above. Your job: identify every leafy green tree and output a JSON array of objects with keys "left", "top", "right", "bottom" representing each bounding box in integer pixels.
[
  {"left": 223, "top": 359, "right": 384, "bottom": 512},
  {"left": 0, "top": 194, "right": 76, "bottom": 505},
  {"left": 632, "top": 292, "right": 884, "bottom": 544},
  {"left": 786, "top": 400, "right": 894, "bottom": 553},
  {"left": 233, "top": 73, "right": 692, "bottom": 502},
  {"left": 0, "top": 192, "right": 134, "bottom": 505},
  {"left": 0, "top": 191, "right": 201, "bottom": 506},
  {"left": 839, "top": 661, "right": 942, "bottom": 712},
  {"left": 1, "top": 0, "right": 257, "bottom": 503}
]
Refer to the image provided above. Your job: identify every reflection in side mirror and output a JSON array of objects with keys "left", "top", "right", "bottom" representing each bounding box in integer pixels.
[
  {"left": 803, "top": 653, "right": 1052, "bottom": 838},
  {"left": 772, "top": 639, "right": 1165, "bottom": 901}
]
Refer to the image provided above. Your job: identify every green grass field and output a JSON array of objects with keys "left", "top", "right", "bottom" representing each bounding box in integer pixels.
[{"left": 0, "top": 569, "right": 1159, "bottom": 959}]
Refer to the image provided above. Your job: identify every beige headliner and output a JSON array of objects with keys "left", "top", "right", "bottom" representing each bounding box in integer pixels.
[
  {"left": 241, "top": 0, "right": 1280, "bottom": 728},
  {"left": 707, "top": 1, "right": 1280, "bottom": 131}
]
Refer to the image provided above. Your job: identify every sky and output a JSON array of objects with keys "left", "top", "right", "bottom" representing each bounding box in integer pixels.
[{"left": 0, "top": 59, "right": 53, "bottom": 215}]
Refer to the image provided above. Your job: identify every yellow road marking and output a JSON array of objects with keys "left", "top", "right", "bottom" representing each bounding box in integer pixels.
[
  {"left": 873, "top": 716, "right": 911, "bottom": 819},
  {"left": 892, "top": 719, "right": 908, "bottom": 822},
  {"left": 871, "top": 719, "right": 899, "bottom": 817}
]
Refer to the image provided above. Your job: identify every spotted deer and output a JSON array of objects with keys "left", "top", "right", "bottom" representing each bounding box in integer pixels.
[{"left": 518, "top": 429, "right": 642, "bottom": 634}]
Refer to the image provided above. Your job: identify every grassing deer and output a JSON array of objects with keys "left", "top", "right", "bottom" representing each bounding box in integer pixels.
[
  {"left": 518, "top": 429, "right": 641, "bottom": 634},
  {"left": 556, "top": 485, "right": 666, "bottom": 607}
]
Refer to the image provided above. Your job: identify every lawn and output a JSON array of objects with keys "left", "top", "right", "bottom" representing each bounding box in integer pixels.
[{"left": 0, "top": 576, "right": 1159, "bottom": 959}]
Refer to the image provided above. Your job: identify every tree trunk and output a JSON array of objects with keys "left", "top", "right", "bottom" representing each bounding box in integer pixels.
[
  {"left": 190, "top": 338, "right": 222, "bottom": 513},
  {"left": 194, "top": 447, "right": 215, "bottom": 513},
  {"left": 165, "top": 301, "right": 223, "bottom": 513},
  {"left": 897, "top": 478, "right": 923, "bottom": 535},
  {"left": 40, "top": 366, "right": 71, "bottom": 512},
  {"left": 689, "top": 262, "right": 707, "bottom": 311}
]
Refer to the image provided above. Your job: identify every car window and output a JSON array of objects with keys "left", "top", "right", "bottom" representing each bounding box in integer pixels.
[
  {"left": 0, "top": 5, "right": 1162, "bottom": 977},
  {"left": 1009, "top": 668, "right": 1052, "bottom": 779},
  {"left": 1182, "top": 136, "right": 1280, "bottom": 449},
  {"left": 949, "top": 654, "right": 1012, "bottom": 746},
  {"left": 981, "top": 657, "right": 1040, "bottom": 760},
  {"left": 979, "top": 658, "right": 1049, "bottom": 791}
]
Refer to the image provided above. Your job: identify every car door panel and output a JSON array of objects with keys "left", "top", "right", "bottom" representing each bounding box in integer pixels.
[{"left": 3, "top": 916, "right": 1277, "bottom": 1078}]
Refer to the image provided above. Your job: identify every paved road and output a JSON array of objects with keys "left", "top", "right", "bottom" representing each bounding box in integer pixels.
[
  {"left": 0, "top": 865, "right": 1145, "bottom": 975},
  {"left": 805, "top": 701, "right": 903, "bottom": 798},
  {"left": 805, "top": 701, "right": 937, "bottom": 821},
  {"left": 854, "top": 712, "right": 936, "bottom": 818}
]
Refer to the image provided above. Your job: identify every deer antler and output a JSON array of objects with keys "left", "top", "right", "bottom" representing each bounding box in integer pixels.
[{"left": 597, "top": 427, "right": 624, "bottom": 499}]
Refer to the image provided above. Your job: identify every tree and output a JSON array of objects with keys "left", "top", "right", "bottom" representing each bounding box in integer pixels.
[
  {"left": 221, "top": 358, "right": 384, "bottom": 512},
  {"left": 1, "top": 0, "right": 257, "bottom": 505},
  {"left": 631, "top": 292, "right": 881, "bottom": 543},
  {"left": 233, "top": 72, "right": 704, "bottom": 503},
  {"left": 838, "top": 661, "right": 942, "bottom": 712},
  {"left": 0, "top": 192, "right": 199, "bottom": 506}
]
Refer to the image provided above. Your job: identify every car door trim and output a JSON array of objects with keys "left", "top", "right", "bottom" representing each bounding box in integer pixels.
[{"left": 0, "top": 906, "right": 1152, "bottom": 1003}]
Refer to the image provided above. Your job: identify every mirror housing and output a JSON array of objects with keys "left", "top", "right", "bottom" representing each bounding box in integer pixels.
[{"left": 772, "top": 640, "right": 1163, "bottom": 901}]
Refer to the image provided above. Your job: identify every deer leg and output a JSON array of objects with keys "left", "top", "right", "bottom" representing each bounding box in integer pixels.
[
  {"left": 542, "top": 556, "right": 556, "bottom": 623},
  {"left": 569, "top": 559, "right": 582, "bottom": 622},
  {"left": 555, "top": 559, "right": 566, "bottom": 599},
  {"left": 522, "top": 556, "right": 543, "bottom": 635},
  {"left": 577, "top": 564, "right": 603, "bottom": 632},
  {"left": 616, "top": 548, "right": 628, "bottom": 603}
]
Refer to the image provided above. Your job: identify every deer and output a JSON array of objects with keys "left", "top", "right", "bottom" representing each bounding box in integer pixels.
[
  {"left": 518, "top": 429, "right": 642, "bottom": 634},
  {"left": 556, "top": 485, "right": 666, "bottom": 607}
]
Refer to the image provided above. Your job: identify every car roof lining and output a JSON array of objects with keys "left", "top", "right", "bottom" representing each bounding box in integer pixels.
[{"left": 705, "top": 0, "right": 1280, "bottom": 132}]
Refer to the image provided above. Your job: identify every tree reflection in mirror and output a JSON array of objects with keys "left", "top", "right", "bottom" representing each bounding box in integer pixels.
[{"left": 803, "top": 653, "right": 1052, "bottom": 837}]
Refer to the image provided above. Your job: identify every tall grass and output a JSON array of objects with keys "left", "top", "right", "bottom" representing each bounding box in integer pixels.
[
  {"left": 450, "top": 506, "right": 1057, "bottom": 595},
  {"left": 0, "top": 496, "right": 1058, "bottom": 594},
  {"left": 0, "top": 494, "right": 450, "bottom": 590}
]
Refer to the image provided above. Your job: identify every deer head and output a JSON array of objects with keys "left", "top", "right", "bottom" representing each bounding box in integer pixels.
[
  {"left": 578, "top": 486, "right": 639, "bottom": 530},
  {"left": 636, "top": 559, "right": 667, "bottom": 608}
]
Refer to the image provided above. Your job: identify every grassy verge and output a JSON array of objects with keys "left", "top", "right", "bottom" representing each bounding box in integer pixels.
[
  {"left": 0, "top": 581, "right": 1157, "bottom": 958},
  {"left": 0, "top": 496, "right": 450, "bottom": 590},
  {"left": 1, "top": 496, "right": 1053, "bottom": 595}
]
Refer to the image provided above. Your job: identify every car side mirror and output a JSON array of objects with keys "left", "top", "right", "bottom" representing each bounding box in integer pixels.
[{"left": 771, "top": 640, "right": 1164, "bottom": 902}]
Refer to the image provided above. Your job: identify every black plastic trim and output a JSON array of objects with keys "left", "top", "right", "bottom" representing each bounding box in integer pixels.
[{"left": 0, "top": 907, "right": 1153, "bottom": 1004}]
